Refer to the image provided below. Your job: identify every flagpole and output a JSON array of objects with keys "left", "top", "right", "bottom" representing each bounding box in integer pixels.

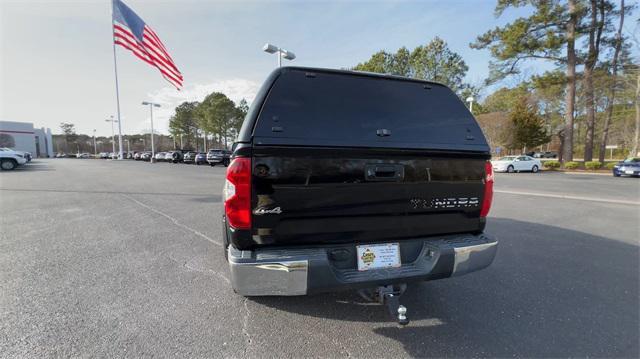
[{"left": 111, "top": 0, "right": 124, "bottom": 160}]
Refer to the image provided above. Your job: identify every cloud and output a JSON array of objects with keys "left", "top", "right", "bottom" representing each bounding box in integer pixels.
[{"left": 138, "top": 79, "right": 260, "bottom": 134}]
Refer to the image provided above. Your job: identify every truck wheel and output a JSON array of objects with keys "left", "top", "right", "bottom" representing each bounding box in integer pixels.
[
  {"left": 0, "top": 159, "right": 17, "bottom": 170},
  {"left": 210, "top": 163, "right": 215, "bottom": 167},
  {"left": 531, "top": 165, "right": 539, "bottom": 173},
  {"left": 507, "top": 165, "right": 514, "bottom": 173},
  {"left": 224, "top": 159, "right": 230, "bottom": 167}
]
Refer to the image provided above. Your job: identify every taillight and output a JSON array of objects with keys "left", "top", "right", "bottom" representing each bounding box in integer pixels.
[
  {"left": 224, "top": 157, "right": 252, "bottom": 229},
  {"left": 480, "top": 161, "right": 494, "bottom": 218}
]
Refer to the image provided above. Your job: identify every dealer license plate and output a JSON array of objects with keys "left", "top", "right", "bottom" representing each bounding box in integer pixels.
[{"left": 356, "top": 243, "right": 401, "bottom": 271}]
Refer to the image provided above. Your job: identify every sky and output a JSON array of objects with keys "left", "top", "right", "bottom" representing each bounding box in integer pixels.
[{"left": 0, "top": 0, "right": 627, "bottom": 137}]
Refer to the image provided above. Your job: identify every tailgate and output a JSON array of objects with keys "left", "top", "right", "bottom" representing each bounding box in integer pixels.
[{"left": 251, "top": 146, "right": 487, "bottom": 246}]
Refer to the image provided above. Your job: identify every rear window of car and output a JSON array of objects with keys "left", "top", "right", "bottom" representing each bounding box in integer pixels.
[{"left": 252, "top": 69, "right": 487, "bottom": 151}]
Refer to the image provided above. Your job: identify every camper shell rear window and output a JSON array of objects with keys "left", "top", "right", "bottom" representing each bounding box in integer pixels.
[{"left": 251, "top": 68, "right": 488, "bottom": 151}]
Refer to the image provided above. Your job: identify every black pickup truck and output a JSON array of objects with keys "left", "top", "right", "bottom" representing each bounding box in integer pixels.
[{"left": 222, "top": 67, "right": 496, "bottom": 323}]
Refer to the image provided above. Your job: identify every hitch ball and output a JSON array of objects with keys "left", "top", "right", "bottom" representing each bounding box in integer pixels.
[{"left": 398, "top": 305, "right": 407, "bottom": 322}]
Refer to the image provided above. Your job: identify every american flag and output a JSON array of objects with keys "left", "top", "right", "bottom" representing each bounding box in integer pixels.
[{"left": 112, "top": 0, "right": 183, "bottom": 90}]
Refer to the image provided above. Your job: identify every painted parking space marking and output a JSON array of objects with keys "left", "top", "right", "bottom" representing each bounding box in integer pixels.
[{"left": 495, "top": 190, "right": 640, "bottom": 206}]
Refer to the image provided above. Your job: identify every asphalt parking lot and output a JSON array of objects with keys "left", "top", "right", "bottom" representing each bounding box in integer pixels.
[{"left": 1, "top": 159, "right": 638, "bottom": 357}]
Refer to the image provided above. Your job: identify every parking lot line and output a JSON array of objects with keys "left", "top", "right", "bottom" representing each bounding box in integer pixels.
[
  {"left": 494, "top": 189, "right": 640, "bottom": 206},
  {"left": 122, "top": 193, "right": 222, "bottom": 246}
]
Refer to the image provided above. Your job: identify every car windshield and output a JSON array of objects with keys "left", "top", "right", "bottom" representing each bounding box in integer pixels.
[
  {"left": 622, "top": 157, "right": 640, "bottom": 163},
  {"left": 498, "top": 156, "right": 516, "bottom": 161}
]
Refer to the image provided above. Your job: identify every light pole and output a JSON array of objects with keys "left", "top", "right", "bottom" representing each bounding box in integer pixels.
[
  {"left": 187, "top": 125, "right": 201, "bottom": 152},
  {"left": 263, "top": 43, "right": 295, "bottom": 67},
  {"left": 105, "top": 116, "right": 118, "bottom": 156},
  {"left": 466, "top": 96, "right": 475, "bottom": 113},
  {"left": 203, "top": 131, "right": 207, "bottom": 152},
  {"left": 92, "top": 129, "right": 97, "bottom": 156},
  {"left": 142, "top": 101, "right": 161, "bottom": 163}
]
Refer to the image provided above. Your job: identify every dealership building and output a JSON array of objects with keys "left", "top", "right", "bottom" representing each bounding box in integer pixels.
[{"left": 0, "top": 120, "right": 54, "bottom": 158}]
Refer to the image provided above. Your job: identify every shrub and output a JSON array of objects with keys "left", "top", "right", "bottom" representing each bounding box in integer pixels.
[
  {"left": 564, "top": 161, "right": 580, "bottom": 170},
  {"left": 605, "top": 162, "right": 618, "bottom": 170},
  {"left": 585, "top": 161, "right": 602, "bottom": 171},
  {"left": 543, "top": 160, "right": 561, "bottom": 169}
]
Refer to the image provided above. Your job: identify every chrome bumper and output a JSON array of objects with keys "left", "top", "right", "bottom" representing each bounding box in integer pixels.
[
  {"left": 228, "top": 234, "right": 497, "bottom": 296},
  {"left": 451, "top": 241, "right": 498, "bottom": 276},
  {"left": 228, "top": 247, "right": 309, "bottom": 296}
]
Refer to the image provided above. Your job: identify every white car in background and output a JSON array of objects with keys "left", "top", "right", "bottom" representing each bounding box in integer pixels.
[
  {"left": 0, "top": 148, "right": 28, "bottom": 170},
  {"left": 492, "top": 155, "right": 542, "bottom": 173},
  {"left": 154, "top": 152, "right": 166, "bottom": 162},
  {"left": 3, "top": 147, "right": 32, "bottom": 162}
]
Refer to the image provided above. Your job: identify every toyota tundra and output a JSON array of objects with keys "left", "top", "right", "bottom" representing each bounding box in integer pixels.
[{"left": 221, "top": 67, "right": 497, "bottom": 323}]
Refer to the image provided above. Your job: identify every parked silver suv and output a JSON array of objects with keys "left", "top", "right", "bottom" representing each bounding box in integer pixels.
[{"left": 206, "top": 149, "right": 230, "bottom": 167}]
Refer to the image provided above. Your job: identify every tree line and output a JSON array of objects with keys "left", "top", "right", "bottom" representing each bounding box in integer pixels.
[
  {"left": 168, "top": 93, "right": 248, "bottom": 151},
  {"left": 354, "top": 0, "right": 637, "bottom": 162},
  {"left": 54, "top": 92, "right": 250, "bottom": 155},
  {"left": 53, "top": 122, "right": 186, "bottom": 154}
]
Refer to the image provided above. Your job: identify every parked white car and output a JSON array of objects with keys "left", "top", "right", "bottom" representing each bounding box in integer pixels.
[
  {"left": 154, "top": 152, "right": 166, "bottom": 161},
  {"left": 492, "top": 155, "right": 542, "bottom": 173},
  {"left": 0, "top": 148, "right": 28, "bottom": 170},
  {"left": 3, "top": 147, "right": 32, "bottom": 162}
]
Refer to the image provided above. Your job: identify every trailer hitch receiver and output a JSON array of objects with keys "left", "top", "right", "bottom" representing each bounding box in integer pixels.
[{"left": 359, "top": 284, "right": 409, "bottom": 325}]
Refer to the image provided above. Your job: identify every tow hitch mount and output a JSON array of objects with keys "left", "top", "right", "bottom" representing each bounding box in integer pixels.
[{"left": 358, "top": 284, "right": 409, "bottom": 325}]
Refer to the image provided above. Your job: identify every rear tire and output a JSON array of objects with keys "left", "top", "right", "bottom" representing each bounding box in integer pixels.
[
  {"left": 0, "top": 159, "right": 17, "bottom": 170},
  {"left": 222, "top": 223, "right": 230, "bottom": 261},
  {"left": 210, "top": 163, "right": 215, "bottom": 167},
  {"left": 507, "top": 165, "right": 514, "bottom": 173},
  {"left": 532, "top": 165, "right": 539, "bottom": 173},
  {"left": 223, "top": 159, "right": 230, "bottom": 167}
]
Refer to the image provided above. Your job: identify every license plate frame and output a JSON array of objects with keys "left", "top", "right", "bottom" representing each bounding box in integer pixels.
[{"left": 356, "top": 243, "right": 401, "bottom": 271}]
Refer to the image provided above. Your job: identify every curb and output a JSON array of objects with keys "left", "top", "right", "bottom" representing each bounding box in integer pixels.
[{"left": 557, "top": 171, "right": 612, "bottom": 176}]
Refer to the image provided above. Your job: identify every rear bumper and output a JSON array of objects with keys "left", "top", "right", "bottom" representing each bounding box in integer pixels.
[
  {"left": 613, "top": 168, "right": 639, "bottom": 176},
  {"left": 228, "top": 233, "right": 497, "bottom": 296}
]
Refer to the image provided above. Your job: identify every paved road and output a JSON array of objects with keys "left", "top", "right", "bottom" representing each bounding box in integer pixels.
[{"left": 1, "top": 160, "right": 638, "bottom": 358}]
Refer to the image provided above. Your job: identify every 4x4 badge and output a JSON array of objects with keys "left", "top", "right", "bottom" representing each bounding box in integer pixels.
[{"left": 253, "top": 207, "right": 282, "bottom": 215}]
